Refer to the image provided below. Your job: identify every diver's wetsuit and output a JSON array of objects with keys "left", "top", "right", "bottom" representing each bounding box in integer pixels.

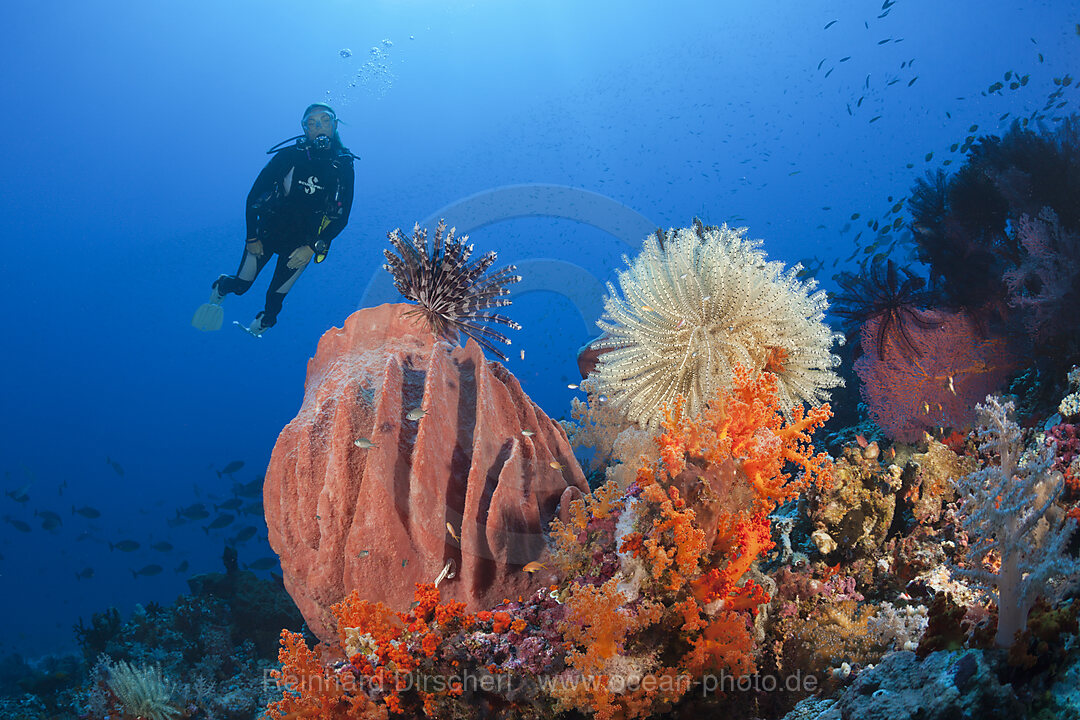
[{"left": 215, "top": 140, "right": 355, "bottom": 326}]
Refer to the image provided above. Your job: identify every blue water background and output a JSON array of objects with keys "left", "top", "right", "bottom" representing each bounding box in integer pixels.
[{"left": 0, "top": 0, "right": 1075, "bottom": 658}]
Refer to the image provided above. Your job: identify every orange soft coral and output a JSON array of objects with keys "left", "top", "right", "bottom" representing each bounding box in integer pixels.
[
  {"left": 492, "top": 611, "right": 513, "bottom": 634},
  {"left": 680, "top": 365, "right": 833, "bottom": 511},
  {"left": 681, "top": 609, "right": 757, "bottom": 679},
  {"left": 631, "top": 366, "right": 832, "bottom": 687},
  {"left": 331, "top": 591, "right": 403, "bottom": 649},
  {"left": 268, "top": 582, "right": 487, "bottom": 720},
  {"left": 555, "top": 578, "right": 664, "bottom": 719},
  {"left": 266, "top": 630, "right": 389, "bottom": 720},
  {"left": 635, "top": 480, "right": 708, "bottom": 594}
]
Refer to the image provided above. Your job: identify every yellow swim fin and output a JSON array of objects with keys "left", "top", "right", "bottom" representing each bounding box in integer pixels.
[
  {"left": 191, "top": 285, "right": 225, "bottom": 331},
  {"left": 191, "top": 303, "right": 224, "bottom": 331}
]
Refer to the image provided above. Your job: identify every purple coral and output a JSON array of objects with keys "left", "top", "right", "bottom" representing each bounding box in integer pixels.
[{"left": 1003, "top": 207, "right": 1080, "bottom": 342}]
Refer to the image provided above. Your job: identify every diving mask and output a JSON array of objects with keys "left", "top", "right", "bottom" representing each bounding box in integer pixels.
[{"left": 302, "top": 109, "right": 336, "bottom": 132}]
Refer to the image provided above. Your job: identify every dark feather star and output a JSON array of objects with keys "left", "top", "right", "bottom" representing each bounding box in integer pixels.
[
  {"left": 832, "top": 257, "right": 942, "bottom": 360},
  {"left": 383, "top": 220, "right": 521, "bottom": 361}
]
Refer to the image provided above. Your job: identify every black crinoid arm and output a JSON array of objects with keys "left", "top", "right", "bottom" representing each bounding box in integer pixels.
[
  {"left": 383, "top": 219, "right": 522, "bottom": 361},
  {"left": 831, "top": 256, "right": 943, "bottom": 361}
]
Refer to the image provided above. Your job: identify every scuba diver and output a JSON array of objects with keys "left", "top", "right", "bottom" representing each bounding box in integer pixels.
[{"left": 192, "top": 103, "right": 357, "bottom": 336}]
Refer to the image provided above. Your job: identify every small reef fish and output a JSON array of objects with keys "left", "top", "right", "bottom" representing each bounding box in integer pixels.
[
  {"left": 5, "top": 487, "right": 30, "bottom": 504},
  {"left": 110, "top": 540, "right": 140, "bottom": 552},
  {"left": 521, "top": 430, "right": 535, "bottom": 437},
  {"left": 132, "top": 564, "right": 163, "bottom": 578},
  {"left": 203, "top": 514, "right": 235, "bottom": 533},
  {"left": 549, "top": 461, "right": 565, "bottom": 471},
  {"left": 106, "top": 457, "right": 125, "bottom": 476},
  {"left": 150, "top": 541, "right": 174, "bottom": 552},
  {"left": 234, "top": 477, "right": 263, "bottom": 497},
  {"left": 215, "top": 498, "right": 243, "bottom": 512},
  {"left": 72, "top": 505, "right": 101, "bottom": 519},
  {"left": 356, "top": 550, "right": 371, "bottom": 559},
  {"left": 522, "top": 561, "right": 547, "bottom": 574},
  {"left": 567, "top": 384, "right": 578, "bottom": 390},
  {"left": 353, "top": 438, "right": 378, "bottom": 449},
  {"left": 246, "top": 557, "right": 280, "bottom": 571},
  {"left": 35, "top": 510, "right": 62, "bottom": 529},
  {"left": 855, "top": 434, "right": 869, "bottom": 448},
  {"left": 947, "top": 376, "right": 957, "bottom": 395},
  {"left": 4, "top": 516, "right": 31, "bottom": 533},
  {"left": 75, "top": 567, "right": 94, "bottom": 581},
  {"left": 174, "top": 560, "right": 190, "bottom": 573},
  {"left": 406, "top": 407, "right": 427, "bottom": 421},
  {"left": 520, "top": 349, "right": 525, "bottom": 360},
  {"left": 177, "top": 503, "right": 209, "bottom": 520},
  {"left": 217, "top": 460, "right": 245, "bottom": 477},
  {"left": 231, "top": 526, "right": 258, "bottom": 544},
  {"left": 446, "top": 522, "right": 459, "bottom": 542}
]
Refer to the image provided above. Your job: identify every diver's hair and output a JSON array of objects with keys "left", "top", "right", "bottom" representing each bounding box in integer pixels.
[{"left": 302, "top": 102, "right": 352, "bottom": 156}]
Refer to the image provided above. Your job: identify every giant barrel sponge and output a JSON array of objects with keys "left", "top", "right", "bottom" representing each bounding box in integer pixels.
[{"left": 264, "top": 303, "right": 587, "bottom": 643}]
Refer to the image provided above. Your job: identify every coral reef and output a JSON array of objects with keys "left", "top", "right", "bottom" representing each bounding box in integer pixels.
[
  {"left": 806, "top": 444, "right": 900, "bottom": 559},
  {"left": 831, "top": 256, "right": 942, "bottom": 360},
  {"left": 261, "top": 366, "right": 835, "bottom": 719},
  {"left": 1003, "top": 207, "right": 1080, "bottom": 343},
  {"left": 62, "top": 549, "right": 302, "bottom": 720},
  {"left": 592, "top": 219, "right": 842, "bottom": 429},
  {"left": 898, "top": 439, "right": 976, "bottom": 525},
  {"left": 906, "top": 116, "right": 1080, "bottom": 369},
  {"left": 782, "top": 650, "right": 1025, "bottom": 720},
  {"left": 1058, "top": 365, "right": 1080, "bottom": 420},
  {"left": 564, "top": 376, "right": 660, "bottom": 490}
]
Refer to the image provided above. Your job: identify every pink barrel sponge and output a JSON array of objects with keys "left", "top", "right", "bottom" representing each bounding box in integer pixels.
[{"left": 264, "top": 303, "right": 587, "bottom": 643}]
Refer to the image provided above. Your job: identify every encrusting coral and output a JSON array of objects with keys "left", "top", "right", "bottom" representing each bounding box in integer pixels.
[{"left": 592, "top": 219, "right": 843, "bottom": 430}]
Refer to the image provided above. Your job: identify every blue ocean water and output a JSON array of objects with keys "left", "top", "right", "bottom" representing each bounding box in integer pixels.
[{"left": 0, "top": 0, "right": 1075, "bottom": 661}]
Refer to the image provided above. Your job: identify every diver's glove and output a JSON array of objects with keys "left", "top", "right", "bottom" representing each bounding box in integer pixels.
[
  {"left": 313, "top": 239, "right": 329, "bottom": 264},
  {"left": 287, "top": 245, "right": 314, "bottom": 269}
]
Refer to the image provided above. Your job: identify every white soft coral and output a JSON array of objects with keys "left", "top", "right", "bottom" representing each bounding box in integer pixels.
[{"left": 952, "top": 395, "right": 1080, "bottom": 647}]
